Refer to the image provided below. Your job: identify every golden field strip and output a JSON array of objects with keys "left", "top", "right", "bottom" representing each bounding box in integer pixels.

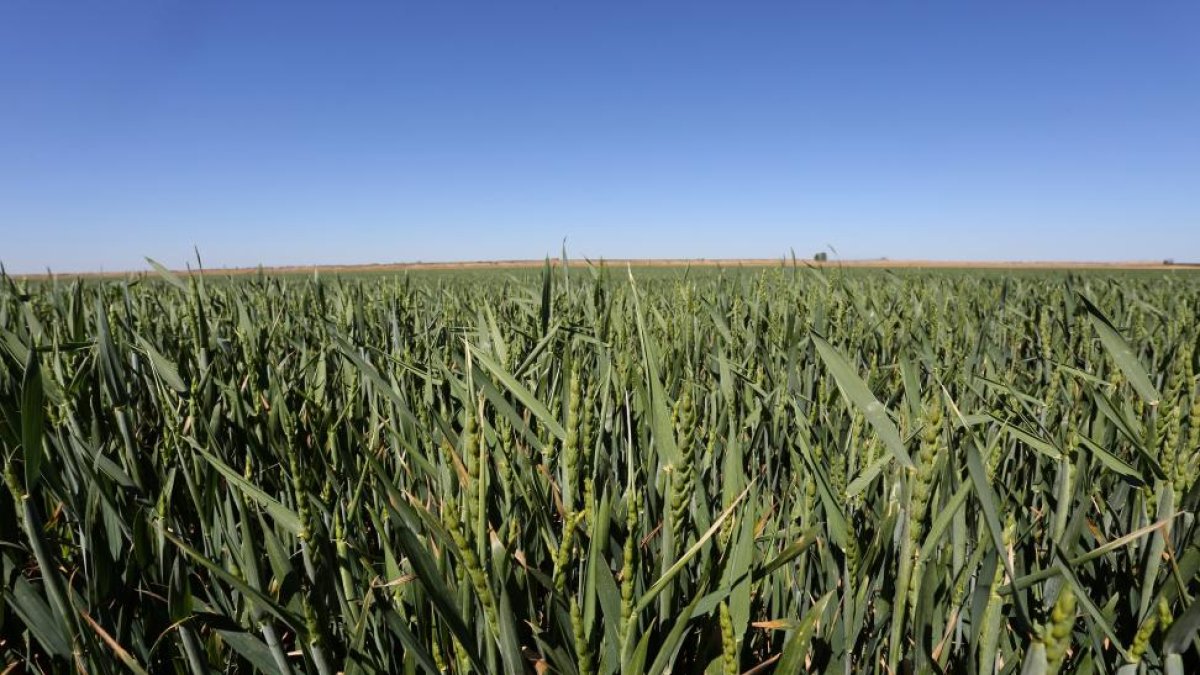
[{"left": 12, "top": 257, "right": 1198, "bottom": 280}]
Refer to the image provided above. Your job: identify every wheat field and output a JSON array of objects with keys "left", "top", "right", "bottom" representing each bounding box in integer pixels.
[{"left": 2, "top": 262, "right": 1199, "bottom": 674}]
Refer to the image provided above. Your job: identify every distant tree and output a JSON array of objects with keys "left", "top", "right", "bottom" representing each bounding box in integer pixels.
[{"left": 814, "top": 252, "right": 828, "bottom": 262}]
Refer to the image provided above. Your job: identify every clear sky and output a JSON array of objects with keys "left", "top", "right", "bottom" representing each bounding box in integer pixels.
[{"left": 2, "top": 2, "right": 1198, "bottom": 273}]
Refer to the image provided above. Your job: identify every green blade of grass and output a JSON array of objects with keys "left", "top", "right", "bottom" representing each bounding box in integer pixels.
[
  {"left": 1079, "top": 293, "right": 1160, "bottom": 405},
  {"left": 812, "top": 334, "right": 913, "bottom": 469},
  {"left": 20, "top": 347, "right": 45, "bottom": 490}
]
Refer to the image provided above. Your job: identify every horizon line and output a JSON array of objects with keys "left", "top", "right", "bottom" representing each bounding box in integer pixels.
[{"left": 7, "top": 256, "right": 1200, "bottom": 280}]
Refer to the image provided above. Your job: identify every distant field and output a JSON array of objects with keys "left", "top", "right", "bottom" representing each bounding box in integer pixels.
[
  {"left": 13, "top": 257, "right": 1199, "bottom": 280},
  {"left": 240, "top": 257, "right": 1193, "bottom": 274}
]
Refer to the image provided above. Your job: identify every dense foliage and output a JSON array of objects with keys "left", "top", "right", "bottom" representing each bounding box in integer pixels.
[{"left": 2, "top": 263, "right": 1200, "bottom": 674}]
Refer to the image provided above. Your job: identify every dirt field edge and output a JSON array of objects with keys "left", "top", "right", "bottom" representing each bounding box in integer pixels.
[{"left": 10, "top": 258, "right": 1200, "bottom": 280}]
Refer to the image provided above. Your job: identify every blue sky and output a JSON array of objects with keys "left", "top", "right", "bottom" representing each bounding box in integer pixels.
[{"left": 2, "top": 2, "right": 1198, "bottom": 273}]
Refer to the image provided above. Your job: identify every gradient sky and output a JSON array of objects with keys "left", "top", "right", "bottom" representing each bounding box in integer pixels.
[{"left": 2, "top": 2, "right": 1198, "bottom": 273}]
